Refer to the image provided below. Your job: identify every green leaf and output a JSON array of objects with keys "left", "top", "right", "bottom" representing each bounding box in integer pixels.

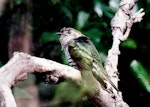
[
  {"left": 130, "top": 60, "right": 150, "bottom": 92},
  {"left": 39, "top": 32, "right": 59, "bottom": 44},
  {"left": 109, "top": 0, "right": 120, "bottom": 10},
  {"left": 83, "top": 28, "right": 104, "bottom": 44},
  {"left": 76, "top": 11, "right": 89, "bottom": 29},
  {"left": 121, "top": 38, "right": 137, "bottom": 49},
  {"left": 94, "top": 0, "right": 115, "bottom": 19},
  {"left": 94, "top": 0, "right": 103, "bottom": 17},
  {"left": 61, "top": 6, "right": 73, "bottom": 22}
]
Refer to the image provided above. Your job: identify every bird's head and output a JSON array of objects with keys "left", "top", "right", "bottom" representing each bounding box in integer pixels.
[{"left": 57, "top": 27, "right": 84, "bottom": 50}]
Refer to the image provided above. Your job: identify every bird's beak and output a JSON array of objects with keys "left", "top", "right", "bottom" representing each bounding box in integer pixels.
[{"left": 55, "top": 32, "right": 62, "bottom": 36}]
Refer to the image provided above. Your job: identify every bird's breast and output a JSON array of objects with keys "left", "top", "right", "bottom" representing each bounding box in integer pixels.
[{"left": 65, "top": 47, "right": 78, "bottom": 69}]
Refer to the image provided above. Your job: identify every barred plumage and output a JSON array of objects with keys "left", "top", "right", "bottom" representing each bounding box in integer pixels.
[{"left": 64, "top": 46, "right": 78, "bottom": 69}]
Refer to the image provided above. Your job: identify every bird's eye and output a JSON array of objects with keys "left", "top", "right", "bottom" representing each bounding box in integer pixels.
[{"left": 67, "top": 30, "right": 71, "bottom": 34}]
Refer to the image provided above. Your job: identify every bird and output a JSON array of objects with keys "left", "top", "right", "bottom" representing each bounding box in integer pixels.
[{"left": 57, "top": 27, "right": 118, "bottom": 92}]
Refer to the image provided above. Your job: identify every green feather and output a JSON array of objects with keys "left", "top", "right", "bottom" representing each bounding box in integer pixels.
[{"left": 68, "top": 36, "right": 118, "bottom": 92}]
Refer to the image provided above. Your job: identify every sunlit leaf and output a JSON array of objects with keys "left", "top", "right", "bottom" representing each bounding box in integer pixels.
[
  {"left": 109, "top": 0, "right": 120, "bottom": 10},
  {"left": 121, "top": 38, "right": 137, "bottom": 49},
  {"left": 94, "top": 0, "right": 115, "bottom": 18},
  {"left": 76, "top": 11, "right": 89, "bottom": 29},
  {"left": 130, "top": 60, "right": 150, "bottom": 92},
  {"left": 94, "top": 0, "right": 103, "bottom": 17}
]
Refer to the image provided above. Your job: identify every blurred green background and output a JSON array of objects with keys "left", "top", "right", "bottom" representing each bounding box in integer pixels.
[{"left": 0, "top": 0, "right": 150, "bottom": 107}]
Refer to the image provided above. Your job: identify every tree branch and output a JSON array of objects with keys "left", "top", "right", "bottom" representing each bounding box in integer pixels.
[
  {"left": 0, "top": 52, "right": 128, "bottom": 107},
  {"left": 0, "top": 52, "right": 81, "bottom": 107},
  {"left": 105, "top": 0, "right": 144, "bottom": 106},
  {"left": 105, "top": 0, "right": 144, "bottom": 90},
  {"left": 0, "top": 52, "right": 82, "bottom": 87}
]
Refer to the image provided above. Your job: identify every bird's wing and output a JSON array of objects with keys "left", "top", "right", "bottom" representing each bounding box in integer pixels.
[
  {"left": 86, "top": 38, "right": 119, "bottom": 91},
  {"left": 68, "top": 36, "right": 118, "bottom": 91},
  {"left": 74, "top": 36, "right": 119, "bottom": 91},
  {"left": 68, "top": 36, "right": 93, "bottom": 71}
]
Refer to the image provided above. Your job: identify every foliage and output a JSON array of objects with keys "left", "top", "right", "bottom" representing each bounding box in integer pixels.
[
  {"left": 121, "top": 38, "right": 137, "bottom": 49},
  {"left": 130, "top": 60, "right": 150, "bottom": 92},
  {"left": 0, "top": 0, "right": 150, "bottom": 107}
]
